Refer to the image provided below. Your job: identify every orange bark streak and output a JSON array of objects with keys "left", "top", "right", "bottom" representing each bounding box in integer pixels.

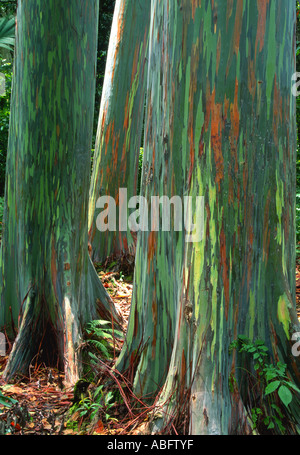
[
  {"left": 131, "top": 45, "right": 139, "bottom": 85},
  {"left": 255, "top": 0, "right": 269, "bottom": 55},
  {"left": 181, "top": 350, "right": 187, "bottom": 388},
  {"left": 229, "top": 79, "right": 240, "bottom": 173},
  {"left": 147, "top": 231, "right": 157, "bottom": 273},
  {"left": 104, "top": 123, "right": 111, "bottom": 156},
  {"left": 248, "top": 58, "right": 256, "bottom": 99},
  {"left": 207, "top": 87, "right": 224, "bottom": 190},
  {"left": 188, "top": 40, "right": 200, "bottom": 186},
  {"left": 233, "top": 0, "right": 243, "bottom": 55},
  {"left": 191, "top": 0, "right": 201, "bottom": 21}
]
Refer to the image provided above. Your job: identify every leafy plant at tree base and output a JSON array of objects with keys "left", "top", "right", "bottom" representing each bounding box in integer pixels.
[
  {"left": 77, "top": 386, "right": 117, "bottom": 422},
  {"left": 0, "top": 389, "right": 17, "bottom": 409},
  {"left": 84, "top": 319, "right": 124, "bottom": 362},
  {"left": 67, "top": 318, "right": 125, "bottom": 431},
  {"left": 229, "top": 336, "right": 300, "bottom": 434},
  {"left": 67, "top": 384, "right": 119, "bottom": 433}
]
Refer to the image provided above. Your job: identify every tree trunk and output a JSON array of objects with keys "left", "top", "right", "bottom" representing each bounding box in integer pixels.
[
  {"left": 117, "top": 0, "right": 300, "bottom": 434},
  {"left": 88, "top": 0, "right": 150, "bottom": 263},
  {"left": 0, "top": 0, "right": 122, "bottom": 384}
]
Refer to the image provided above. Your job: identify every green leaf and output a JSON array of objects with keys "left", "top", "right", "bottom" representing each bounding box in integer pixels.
[
  {"left": 253, "top": 353, "right": 262, "bottom": 361},
  {"left": 265, "top": 372, "right": 278, "bottom": 382},
  {"left": 255, "top": 339, "right": 265, "bottom": 346},
  {"left": 88, "top": 351, "right": 99, "bottom": 364},
  {"left": 0, "top": 390, "right": 17, "bottom": 408},
  {"left": 278, "top": 385, "right": 293, "bottom": 407},
  {"left": 273, "top": 415, "right": 286, "bottom": 434},
  {"left": 263, "top": 416, "right": 270, "bottom": 425},
  {"left": 276, "top": 362, "right": 287, "bottom": 376},
  {"left": 0, "top": 17, "right": 15, "bottom": 51},
  {"left": 284, "top": 382, "right": 300, "bottom": 394},
  {"left": 258, "top": 345, "right": 269, "bottom": 352},
  {"left": 271, "top": 403, "right": 284, "bottom": 418},
  {"left": 265, "top": 380, "right": 280, "bottom": 395}
]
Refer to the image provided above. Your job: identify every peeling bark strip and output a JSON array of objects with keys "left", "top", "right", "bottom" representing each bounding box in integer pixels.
[
  {"left": 117, "top": 0, "right": 300, "bottom": 434},
  {"left": 0, "top": 0, "right": 121, "bottom": 383},
  {"left": 88, "top": 0, "right": 150, "bottom": 262}
]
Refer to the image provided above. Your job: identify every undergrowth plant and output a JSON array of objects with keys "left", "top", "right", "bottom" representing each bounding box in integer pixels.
[
  {"left": 229, "top": 335, "right": 300, "bottom": 434},
  {"left": 68, "top": 317, "right": 125, "bottom": 432},
  {"left": 84, "top": 319, "right": 124, "bottom": 364},
  {"left": 67, "top": 384, "right": 119, "bottom": 432},
  {"left": 0, "top": 389, "right": 17, "bottom": 410}
]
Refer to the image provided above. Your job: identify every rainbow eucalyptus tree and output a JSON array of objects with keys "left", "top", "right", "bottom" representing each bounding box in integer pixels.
[
  {"left": 88, "top": 0, "right": 150, "bottom": 263},
  {"left": 117, "top": 0, "right": 300, "bottom": 434},
  {"left": 0, "top": 0, "right": 121, "bottom": 384}
]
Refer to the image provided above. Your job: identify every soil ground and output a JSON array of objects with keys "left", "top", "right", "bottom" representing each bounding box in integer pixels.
[{"left": 0, "top": 266, "right": 135, "bottom": 435}]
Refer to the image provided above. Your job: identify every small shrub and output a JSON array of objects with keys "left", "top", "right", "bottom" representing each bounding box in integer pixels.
[
  {"left": 229, "top": 336, "right": 300, "bottom": 434},
  {"left": 67, "top": 384, "right": 120, "bottom": 433},
  {"left": 0, "top": 389, "right": 17, "bottom": 409},
  {"left": 84, "top": 319, "right": 124, "bottom": 361}
]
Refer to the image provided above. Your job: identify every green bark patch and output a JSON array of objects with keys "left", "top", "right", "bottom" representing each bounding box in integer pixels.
[{"left": 0, "top": 0, "right": 122, "bottom": 384}]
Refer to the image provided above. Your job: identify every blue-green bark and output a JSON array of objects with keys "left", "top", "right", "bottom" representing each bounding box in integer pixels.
[
  {"left": 0, "top": 0, "right": 121, "bottom": 383},
  {"left": 88, "top": 0, "right": 150, "bottom": 263},
  {"left": 117, "top": 0, "right": 300, "bottom": 434}
]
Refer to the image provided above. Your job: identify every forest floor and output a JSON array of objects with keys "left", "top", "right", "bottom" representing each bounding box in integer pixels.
[
  {"left": 0, "top": 263, "right": 142, "bottom": 436},
  {"left": 0, "top": 259, "right": 299, "bottom": 436}
]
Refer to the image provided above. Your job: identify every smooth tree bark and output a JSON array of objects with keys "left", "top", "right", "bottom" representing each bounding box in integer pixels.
[
  {"left": 0, "top": 0, "right": 122, "bottom": 384},
  {"left": 117, "top": 0, "right": 300, "bottom": 434},
  {"left": 88, "top": 0, "right": 150, "bottom": 263}
]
